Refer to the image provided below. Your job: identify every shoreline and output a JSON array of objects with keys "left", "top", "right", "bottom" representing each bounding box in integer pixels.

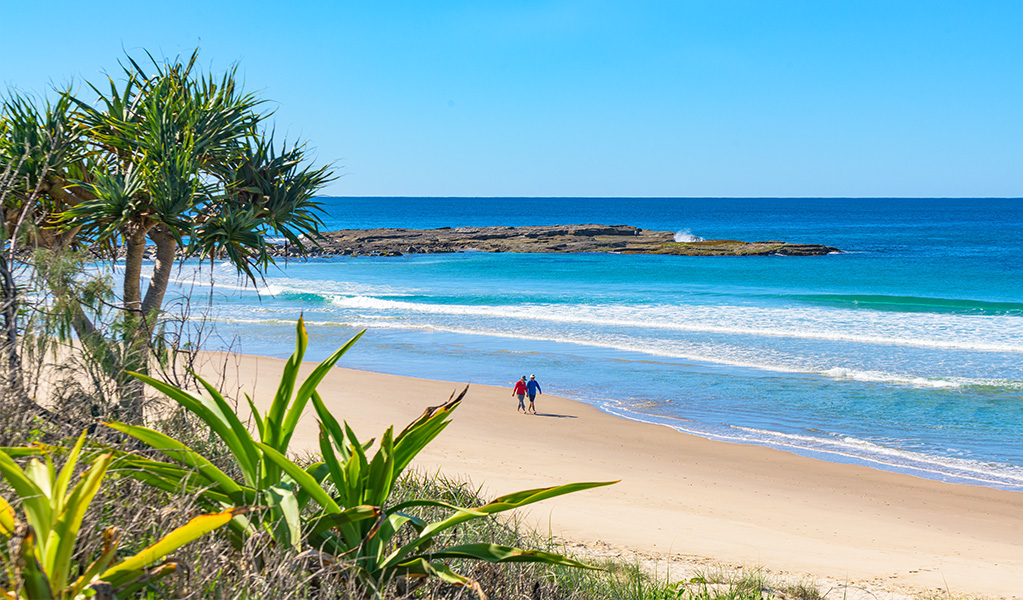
[
  {"left": 199, "top": 350, "right": 1023, "bottom": 599},
  {"left": 599, "top": 401, "right": 1023, "bottom": 493}
]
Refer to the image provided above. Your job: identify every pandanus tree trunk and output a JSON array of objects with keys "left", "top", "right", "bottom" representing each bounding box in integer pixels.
[
  {"left": 140, "top": 225, "right": 176, "bottom": 323},
  {"left": 113, "top": 227, "right": 150, "bottom": 421},
  {"left": 114, "top": 224, "right": 178, "bottom": 422},
  {"left": 122, "top": 228, "right": 148, "bottom": 316}
]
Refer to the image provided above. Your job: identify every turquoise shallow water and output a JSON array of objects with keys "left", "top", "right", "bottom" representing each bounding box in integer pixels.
[{"left": 164, "top": 197, "right": 1023, "bottom": 490}]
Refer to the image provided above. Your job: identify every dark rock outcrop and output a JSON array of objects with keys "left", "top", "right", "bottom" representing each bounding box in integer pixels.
[{"left": 269, "top": 225, "right": 839, "bottom": 257}]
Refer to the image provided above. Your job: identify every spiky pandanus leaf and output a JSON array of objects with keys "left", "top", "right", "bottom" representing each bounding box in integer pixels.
[
  {"left": 97, "top": 506, "right": 251, "bottom": 590},
  {"left": 123, "top": 369, "right": 261, "bottom": 486},
  {"left": 104, "top": 421, "right": 243, "bottom": 495},
  {"left": 383, "top": 480, "right": 617, "bottom": 571}
]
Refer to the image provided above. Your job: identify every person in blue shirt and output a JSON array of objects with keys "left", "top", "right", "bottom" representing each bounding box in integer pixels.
[{"left": 526, "top": 374, "right": 542, "bottom": 414}]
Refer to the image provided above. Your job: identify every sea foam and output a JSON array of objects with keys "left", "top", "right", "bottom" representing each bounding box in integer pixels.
[{"left": 673, "top": 229, "right": 704, "bottom": 242}]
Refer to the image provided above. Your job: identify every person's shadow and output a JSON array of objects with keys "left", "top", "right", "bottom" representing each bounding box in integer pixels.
[{"left": 531, "top": 413, "right": 576, "bottom": 419}]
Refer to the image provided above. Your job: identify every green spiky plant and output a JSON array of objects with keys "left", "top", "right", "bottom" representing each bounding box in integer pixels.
[
  {"left": 0, "top": 432, "right": 244, "bottom": 599},
  {"left": 109, "top": 317, "right": 616, "bottom": 597},
  {"left": 106, "top": 317, "right": 367, "bottom": 551},
  {"left": 262, "top": 387, "right": 613, "bottom": 597}
]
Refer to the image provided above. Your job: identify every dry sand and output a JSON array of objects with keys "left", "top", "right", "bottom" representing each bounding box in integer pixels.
[{"left": 201, "top": 352, "right": 1023, "bottom": 599}]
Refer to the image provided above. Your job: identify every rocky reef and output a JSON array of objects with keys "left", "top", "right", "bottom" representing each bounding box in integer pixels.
[{"left": 270, "top": 224, "right": 839, "bottom": 257}]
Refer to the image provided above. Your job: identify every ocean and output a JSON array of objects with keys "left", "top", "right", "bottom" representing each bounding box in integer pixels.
[{"left": 167, "top": 197, "right": 1023, "bottom": 490}]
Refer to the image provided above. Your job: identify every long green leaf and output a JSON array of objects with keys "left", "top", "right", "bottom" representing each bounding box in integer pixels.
[
  {"left": 112, "top": 561, "right": 182, "bottom": 598},
  {"left": 478, "top": 480, "right": 618, "bottom": 510},
  {"left": 365, "top": 511, "right": 427, "bottom": 567},
  {"left": 306, "top": 505, "right": 381, "bottom": 545},
  {"left": 389, "top": 481, "right": 616, "bottom": 567},
  {"left": 192, "top": 372, "right": 263, "bottom": 485},
  {"left": 14, "top": 526, "right": 54, "bottom": 600},
  {"left": 341, "top": 424, "right": 369, "bottom": 512},
  {"left": 244, "top": 393, "right": 264, "bottom": 440},
  {"left": 111, "top": 450, "right": 252, "bottom": 506},
  {"left": 391, "top": 559, "right": 482, "bottom": 596},
  {"left": 391, "top": 387, "right": 465, "bottom": 476},
  {"left": 296, "top": 462, "right": 329, "bottom": 510},
  {"left": 45, "top": 452, "right": 113, "bottom": 591},
  {"left": 317, "top": 426, "right": 348, "bottom": 504},
  {"left": 0, "top": 452, "right": 50, "bottom": 540},
  {"left": 409, "top": 543, "right": 600, "bottom": 569},
  {"left": 100, "top": 507, "right": 248, "bottom": 588},
  {"left": 387, "top": 499, "right": 486, "bottom": 516},
  {"left": 279, "top": 329, "right": 365, "bottom": 452},
  {"left": 0, "top": 446, "right": 46, "bottom": 458},
  {"left": 264, "top": 317, "right": 308, "bottom": 448},
  {"left": 311, "top": 391, "right": 350, "bottom": 460},
  {"left": 120, "top": 466, "right": 238, "bottom": 507},
  {"left": 267, "top": 486, "right": 302, "bottom": 551},
  {"left": 253, "top": 442, "right": 343, "bottom": 514},
  {"left": 105, "top": 422, "right": 241, "bottom": 495},
  {"left": 126, "top": 372, "right": 258, "bottom": 484},
  {"left": 365, "top": 427, "right": 395, "bottom": 507},
  {"left": 0, "top": 492, "right": 14, "bottom": 536},
  {"left": 52, "top": 431, "right": 88, "bottom": 512},
  {"left": 24, "top": 458, "right": 53, "bottom": 508}
]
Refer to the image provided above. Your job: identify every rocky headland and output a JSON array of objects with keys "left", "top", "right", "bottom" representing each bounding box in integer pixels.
[{"left": 271, "top": 224, "right": 839, "bottom": 257}]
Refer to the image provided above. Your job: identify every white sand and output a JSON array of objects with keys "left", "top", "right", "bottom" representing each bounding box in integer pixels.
[{"left": 201, "top": 352, "right": 1023, "bottom": 599}]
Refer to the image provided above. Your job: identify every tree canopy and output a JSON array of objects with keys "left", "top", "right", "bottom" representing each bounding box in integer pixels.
[{"left": 0, "top": 49, "right": 334, "bottom": 419}]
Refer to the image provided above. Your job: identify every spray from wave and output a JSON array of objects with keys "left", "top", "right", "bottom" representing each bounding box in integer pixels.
[{"left": 674, "top": 229, "right": 704, "bottom": 243}]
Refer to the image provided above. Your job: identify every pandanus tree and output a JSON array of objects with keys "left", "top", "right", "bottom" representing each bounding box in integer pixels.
[
  {"left": 0, "top": 50, "right": 333, "bottom": 420},
  {"left": 0, "top": 92, "right": 83, "bottom": 400}
]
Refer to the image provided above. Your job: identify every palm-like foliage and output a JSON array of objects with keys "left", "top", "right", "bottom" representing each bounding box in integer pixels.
[
  {"left": 0, "top": 91, "right": 85, "bottom": 249},
  {"left": 0, "top": 432, "right": 243, "bottom": 599},
  {"left": 108, "top": 318, "right": 616, "bottom": 597},
  {"left": 1, "top": 49, "right": 334, "bottom": 420}
]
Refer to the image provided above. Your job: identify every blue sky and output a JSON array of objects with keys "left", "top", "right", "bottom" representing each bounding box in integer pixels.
[{"left": 2, "top": 1, "right": 1021, "bottom": 197}]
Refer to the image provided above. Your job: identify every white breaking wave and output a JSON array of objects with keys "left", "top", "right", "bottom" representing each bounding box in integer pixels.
[
  {"left": 726, "top": 425, "right": 1023, "bottom": 488},
  {"left": 674, "top": 229, "right": 704, "bottom": 243},
  {"left": 321, "top": 295, "right": 1023, "bottom": 354},
  {"left": 822, "top": 368, "right": 974, "bottom": 388},
  {"left": 207, "top": 313, "right": 1023, "bottom": 390},
  {"left": 591, "top": 403, "right": 1023, "bottom": 490}
]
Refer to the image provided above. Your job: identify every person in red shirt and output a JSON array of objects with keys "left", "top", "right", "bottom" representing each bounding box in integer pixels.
[{"left": 512, "top": 375, "right": 528, "bottom": 413}]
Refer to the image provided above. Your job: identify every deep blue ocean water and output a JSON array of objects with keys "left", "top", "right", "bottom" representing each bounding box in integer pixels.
[{"left": 167, "top": 197, "right": 1023, "bottom": 490}]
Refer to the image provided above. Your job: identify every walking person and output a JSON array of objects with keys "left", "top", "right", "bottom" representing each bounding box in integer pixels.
[
  {"left": 526, "top": 374, "right": 541, "bottom": 414},
  {"left": 512, "top": 375, "right": 528, "bottom": 413}
]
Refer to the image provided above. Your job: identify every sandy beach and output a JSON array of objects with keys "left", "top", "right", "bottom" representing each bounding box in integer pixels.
[{"left": 202, "top": 351, "right": 1023, "bottom": 599}]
